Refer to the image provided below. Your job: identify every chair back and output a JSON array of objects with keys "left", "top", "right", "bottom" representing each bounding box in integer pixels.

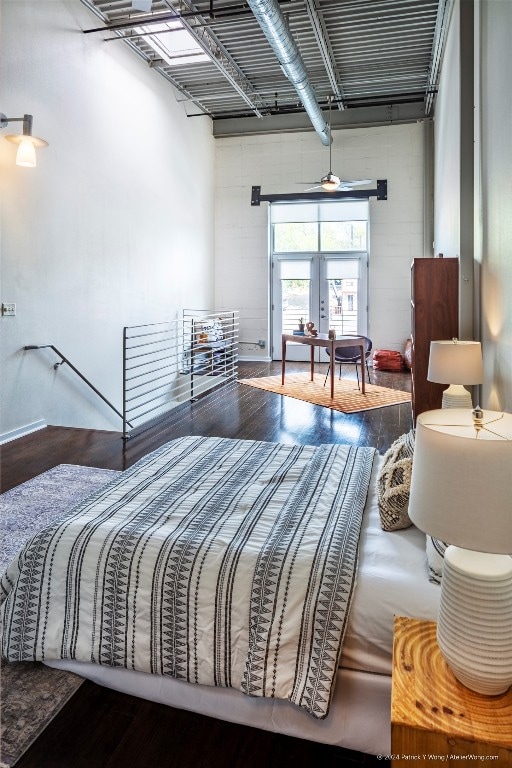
[{"left": 330, "top": 336, "right": 372, "bottom": 362}]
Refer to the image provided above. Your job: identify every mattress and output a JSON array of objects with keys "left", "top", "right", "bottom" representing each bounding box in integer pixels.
[
  {"left": 47, "top": 456, "right": 440, "bottom": 754},
  {"left": 340, "top": 456, "right": 440, "bottom": 674}
]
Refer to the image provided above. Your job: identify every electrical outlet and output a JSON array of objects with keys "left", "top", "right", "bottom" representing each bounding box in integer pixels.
[
  {"left": 258, "top": 339, "right": 266, "bottom": 348},
  {"left": 1, "top": 303, "right": 16, "bottom": 317}
]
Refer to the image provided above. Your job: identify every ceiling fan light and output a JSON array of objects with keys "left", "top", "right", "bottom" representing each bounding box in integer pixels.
[
  {"left": 16, "top": 138, "right": 37, "bottom": 167},
  {"left": 321, "top": 173, "right": 340, "bottom": 191}
]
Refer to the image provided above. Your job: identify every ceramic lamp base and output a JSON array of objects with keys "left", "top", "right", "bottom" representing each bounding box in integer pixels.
[
  {"left": 441, "top": 384, "right": 473, "bottom": 409},
  {"left": 437, "top": 546, "right": 512, "bottom": 695}
]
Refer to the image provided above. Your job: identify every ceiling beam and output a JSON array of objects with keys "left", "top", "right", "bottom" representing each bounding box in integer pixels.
[
  {"left": 304, "top": 0, "right": 345, "bottom": 109},
  {"left": 160, "top": 1, "right": 267, "bottom": 118},
  {"left": 212, "top": 102, "right": 426, "bottom": 138},
  {"left": 80, "top": 0, "right": 268, "bottom": 118},
  {"left": 251, "top": 180, "right": 388, "bottom": 205},
  {"left": 425, "top": 0, "right": 454, "bottom": 115}
]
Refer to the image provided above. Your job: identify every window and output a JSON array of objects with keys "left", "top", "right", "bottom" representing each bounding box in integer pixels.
[
  {"left": 274, "top": 223, "right": 318, "bottom": 252},
  {"left": 135, "top": 22, "right": 210, "bottom": 67},
  {"left": 271, "top": 201, "right": 368, "bottom": 253}
]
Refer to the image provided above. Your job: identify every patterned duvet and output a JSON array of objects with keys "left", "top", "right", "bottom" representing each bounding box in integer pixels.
[{"left": 1, "top": 436, "right": 375, "bottom": 718}]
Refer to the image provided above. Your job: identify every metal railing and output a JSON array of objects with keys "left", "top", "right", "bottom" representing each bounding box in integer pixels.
[
  {"left": 123, "top": 310, "right": 238, "bottom": 439},
  {"left": 24, "top": 344, "right": 130, "bottom": 426}
]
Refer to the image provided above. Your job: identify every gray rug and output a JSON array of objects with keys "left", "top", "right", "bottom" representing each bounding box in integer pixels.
[{"left": 1, "top": 464, "right": 121, "bottom": 767}]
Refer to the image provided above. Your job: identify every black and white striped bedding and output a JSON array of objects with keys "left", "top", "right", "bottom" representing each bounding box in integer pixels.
[{"left": 1, "top": 436, "right": 375, "bottom": 718}]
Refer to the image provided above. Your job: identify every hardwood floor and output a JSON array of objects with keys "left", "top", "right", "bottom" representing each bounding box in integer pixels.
[
  {"left": 2, "top": 360, "right": 409, "bottom": 766},
  {"left": 0, "top": 361, "right": 412, "bottom": 492}
]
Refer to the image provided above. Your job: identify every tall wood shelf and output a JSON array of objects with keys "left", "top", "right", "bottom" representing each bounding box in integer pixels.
[{"left": 411, "top": 257, "right": 459, "bottom": 421}]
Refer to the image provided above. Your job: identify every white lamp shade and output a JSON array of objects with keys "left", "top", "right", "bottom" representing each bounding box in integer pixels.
[
  {"left": 427, "top": 340, "right": 483, "bottom": 384},
  {"left": 15, "top": 138, "right": 37, "bottom": 167},
  {"left": 409, "top": 409, "right": 512, "bottom": 553}
]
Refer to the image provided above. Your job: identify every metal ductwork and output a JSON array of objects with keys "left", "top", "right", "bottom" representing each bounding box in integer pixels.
[{"left": 247, "top": 0, "right": 330, "bottom": 145}]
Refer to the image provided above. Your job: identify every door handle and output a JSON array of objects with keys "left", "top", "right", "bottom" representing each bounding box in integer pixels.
[{"left": 321, "top": 315, "right": 327, "bottom": 319}]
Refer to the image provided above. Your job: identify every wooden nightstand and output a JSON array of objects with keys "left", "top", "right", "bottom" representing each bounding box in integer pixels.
[{"left": 391, "top": 616, "right": 512, "bottom": 767}]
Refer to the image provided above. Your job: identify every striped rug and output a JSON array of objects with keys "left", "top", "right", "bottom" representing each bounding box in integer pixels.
[{"left": 239, "top": 373, "right": 411, "bottom": 413}]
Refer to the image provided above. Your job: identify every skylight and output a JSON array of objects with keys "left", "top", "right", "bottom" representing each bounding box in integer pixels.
[{"left": 136, "top": 21, "right": 210, "bottom": 67}]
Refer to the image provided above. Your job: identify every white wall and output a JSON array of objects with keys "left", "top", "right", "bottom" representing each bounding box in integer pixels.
[
  {"left": 479, "top": 0, "right": 512, "bottom": 411},
  {"left": 433, "top": 0, "right": 512, "bottom": 411},
  {"left": 433, "top": 1, "right": 460, "bottom": 259},
  {"left": 0, "top": 0, "right": 215, "bottom": 437},
  {"left": 215, "top": 123, "right": 424, "bottom": 357}
]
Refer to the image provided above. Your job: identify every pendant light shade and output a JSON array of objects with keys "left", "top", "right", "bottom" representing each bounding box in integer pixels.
[
  {"left": 1, "top": 113, "right": 48, "bottom": 167},
  {"left": 14, "top": 137, "right": 38, "bottom": 167}
]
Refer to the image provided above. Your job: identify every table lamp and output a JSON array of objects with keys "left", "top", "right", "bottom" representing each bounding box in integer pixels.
[
  {"left": 408, "top": 408, "right": 512, "bottom": 695},
  {"left": 427, "top": 339, "right": 483, "bottom": 408}
]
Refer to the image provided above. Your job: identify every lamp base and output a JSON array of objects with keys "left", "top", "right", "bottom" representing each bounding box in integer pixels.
[
  {"left": 437, "top": 546, "right": 512, "bottom": 695},
  {"left": 441, "top": 384, "right": 473, "bottom": 409}
]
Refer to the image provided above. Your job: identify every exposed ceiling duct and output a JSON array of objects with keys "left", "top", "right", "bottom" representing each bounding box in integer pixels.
[{"left": 246, "top": 0, "right": 330, "bottom": 145}]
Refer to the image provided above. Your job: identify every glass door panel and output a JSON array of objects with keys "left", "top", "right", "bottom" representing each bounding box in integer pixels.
[
  {"left": 321, "top": 257, "right": 366, "bottom": 338},
  {"left": 272, "top": 257, "right": 315, "bottom": 361},
  {"left": 281, "top": 259, "right": 311, "bottom": 335},
  {"left": 272, "top": 254, "right": 367, "bottom": 361}
]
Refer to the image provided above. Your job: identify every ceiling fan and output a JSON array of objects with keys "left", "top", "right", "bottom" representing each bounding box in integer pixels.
[{"left": 302, "top": 98, "right": 372, "bottom": 192}]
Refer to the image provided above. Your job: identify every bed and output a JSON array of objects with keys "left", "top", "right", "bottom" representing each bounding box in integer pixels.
[{"left": 1, "top": 436, "right": 439, "bottom": 756}]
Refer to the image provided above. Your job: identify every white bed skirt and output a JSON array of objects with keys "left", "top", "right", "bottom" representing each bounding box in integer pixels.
[{"left": 46, "top": 659, "right": 391, "bottom": 756}]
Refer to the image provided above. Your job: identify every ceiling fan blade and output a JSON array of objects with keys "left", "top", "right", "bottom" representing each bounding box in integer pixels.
[
  {"left": 339, "top": 179, "right": 373, "bottom": 187},
  {"left": 304, "top": 185, "right": 322, "bottom": 192}
]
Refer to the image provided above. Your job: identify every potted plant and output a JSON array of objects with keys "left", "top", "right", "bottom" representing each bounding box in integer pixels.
[{"left": 298, "top": 317, "right": 305, "bottom": 332}]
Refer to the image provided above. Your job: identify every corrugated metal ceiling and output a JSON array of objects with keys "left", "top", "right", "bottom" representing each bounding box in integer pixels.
[{"left": 81, "top": 0, "right": 450, "bottom": 130}]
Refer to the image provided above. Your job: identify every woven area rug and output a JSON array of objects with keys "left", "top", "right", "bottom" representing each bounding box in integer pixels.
[
  {"left": 239, "top": 372, "right": 411, "bottom": 413},
  {"left": 1, "top": 464, "right": 120, "bottom": 767}
]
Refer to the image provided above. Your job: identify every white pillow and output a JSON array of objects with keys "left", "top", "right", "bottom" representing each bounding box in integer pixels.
[{"left": 202, "top": 319, "right": 224, "bottom": 342}]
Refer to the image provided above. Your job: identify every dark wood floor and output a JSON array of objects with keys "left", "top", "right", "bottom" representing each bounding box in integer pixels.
[
  {"left": 2, "top": 360, "right": 409, "bottom": 766},
  {"left": 0, "top": 361, "right": 412, "bottom": 493}
]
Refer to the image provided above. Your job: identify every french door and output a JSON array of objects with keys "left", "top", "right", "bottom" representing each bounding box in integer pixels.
[{"left": 272, "top": 253, "right": 368, "bottom": 361}]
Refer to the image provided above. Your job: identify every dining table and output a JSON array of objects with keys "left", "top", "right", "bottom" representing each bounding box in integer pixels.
[{"left": 281, "top": 333, "right": 366, "bottom": 399}]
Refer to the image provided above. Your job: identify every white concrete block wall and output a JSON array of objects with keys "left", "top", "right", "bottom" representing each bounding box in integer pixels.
[
  {"left": 0, "top": 0, "right": 215, "bottom": 437},
  {"left": 214, "top": 123, "right": 424, "bottom": 359}
]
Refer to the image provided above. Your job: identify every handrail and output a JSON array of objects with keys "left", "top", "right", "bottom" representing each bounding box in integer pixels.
[{"left": 24, "top": 345, "right": 132, "bottom": 427}]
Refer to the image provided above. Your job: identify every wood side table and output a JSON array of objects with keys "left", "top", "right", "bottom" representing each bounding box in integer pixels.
[
  {"left": 391, "top": 616, "right": 512, "bottom": 767},
  {"left": 281, "top": 333, "right": 366, "bottom": 399}
]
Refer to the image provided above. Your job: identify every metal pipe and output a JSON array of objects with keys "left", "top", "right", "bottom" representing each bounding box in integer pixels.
[
  {"left": 83, "top": 3, "right": 262, "bottom": 34},
  {"left": 127, "top": 336, "right": 179, "bottom": 351},
  {"left": 126, "top": 361, "right": 177, "bottom": 382},
  {"left": 126, "top": 369, "right": 177, "bottom": 394},
  {"left": 126, "top": 343, "right": 178, "bottom": 361},
  {"left": 126, "top": 386, "right": 176, "bottom": 409},
  {"left": 246, "top": 0, "right": 329, "bottom": 145}
]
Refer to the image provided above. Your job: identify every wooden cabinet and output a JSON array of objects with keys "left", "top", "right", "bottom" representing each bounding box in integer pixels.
[
  {"left": 391, "top": 617, "right": 512, "bottom": 767},
  {"left": 410, "top": 257, "right": 458, "bottom": 421}
]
